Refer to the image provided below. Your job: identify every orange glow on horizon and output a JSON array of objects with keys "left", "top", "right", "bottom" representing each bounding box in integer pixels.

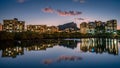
[{"left": 117, "top": 26, "right": 120, "bottom": 30}]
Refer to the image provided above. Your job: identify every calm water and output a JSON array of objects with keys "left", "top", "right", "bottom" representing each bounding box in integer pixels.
[{"left": 0, "top": 38, "right": 120, "bottom": 68}]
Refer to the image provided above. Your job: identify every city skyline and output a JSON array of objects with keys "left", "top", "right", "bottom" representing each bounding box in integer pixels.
[{"left": 0, "top": 0, "right": 120, "bottom": 29}]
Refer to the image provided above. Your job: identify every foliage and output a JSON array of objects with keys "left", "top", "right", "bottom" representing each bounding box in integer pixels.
[{"left": 0, "top": 31, "right": 118, "bottom": 41}]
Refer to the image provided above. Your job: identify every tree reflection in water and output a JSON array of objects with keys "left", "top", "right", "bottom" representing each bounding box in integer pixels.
[{"left": 0, "top": 38, "right": 119, "bottom": 58}]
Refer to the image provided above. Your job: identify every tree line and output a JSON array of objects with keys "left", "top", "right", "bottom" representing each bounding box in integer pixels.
[{"left": 0, "top": 31, "right": 119, "bottom": 41}]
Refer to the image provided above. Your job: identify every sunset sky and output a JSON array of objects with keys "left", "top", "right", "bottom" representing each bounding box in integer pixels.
[{"left": 0, "top": 0, "right": 120, "bottom": 29}]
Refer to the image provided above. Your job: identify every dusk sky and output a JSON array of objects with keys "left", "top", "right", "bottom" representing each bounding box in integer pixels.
[{"left": 0, "top": 0, "right": 120, "bottom": 29}]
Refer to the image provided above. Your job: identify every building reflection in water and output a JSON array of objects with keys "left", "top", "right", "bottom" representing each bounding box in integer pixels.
[
  {"left": 2, "top": 46, "right": 24, "bottom": 58},
  {"left": 80, "top": 38, "right": 118, "bottom": 55},
  {"left": 0, "top": 38, "right": 119, "bottom": 58},
  {"left": 0, "top": 40, "right": 59, "bottom": 58},
  {"left": 0, "top": 40, "right": 78, "bottom": 58},
  {"left": 59, "top": 39, "right": 78, "bottom": 49},
  {"left": 26, "top": 43, "right": 57, "bottom": 51}
]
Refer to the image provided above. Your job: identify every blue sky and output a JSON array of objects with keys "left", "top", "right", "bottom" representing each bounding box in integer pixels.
[{"left": 0, "top": 0, "right": 120, "bottom": 28}]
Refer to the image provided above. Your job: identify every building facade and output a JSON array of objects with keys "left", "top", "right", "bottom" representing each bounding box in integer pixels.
[
  {"left": 27, "top": 25, "right": 47, "bottom": 33},
  {"left": 80, "top": 22, "right": 88, "bottom": 34},
  {"left": 95, "top": 21, "right": 105, "bottom": 34},
  {"left": 0, "top": 23, "right": 2, "bottom": 31},
  {"left": 80, "top": 19, "right": 117, "bottom": 34},
  {"left": 3, "top": 18, "right": 25, "bottom": 32},
  {"left": 47, "top": 26, "right": 59, "bottom": 33},
  {"left": 105, "top": 20, "right": 117, "bottom": 33},
  {"left": 27, "top": 25, "right": 58, "bottom": 33},
  {"left": 88, "top": 22, "right": 96, "bottom": 34}
]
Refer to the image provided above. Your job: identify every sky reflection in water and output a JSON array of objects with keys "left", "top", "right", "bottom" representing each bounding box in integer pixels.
[{"left": 0, "top": 38, "right": 120, "bottom": 68}]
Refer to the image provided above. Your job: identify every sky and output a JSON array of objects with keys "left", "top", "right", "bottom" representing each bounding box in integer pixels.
[{"left": 0, "top": 0, "right": 120, "bottom": 29}]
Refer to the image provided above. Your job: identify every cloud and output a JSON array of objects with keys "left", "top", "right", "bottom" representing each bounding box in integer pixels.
[
  {"left": 56, "top": 10, "right": 82, "bottom": 16},
  {"left": 74, "top": 18, "right": 92, "bottom": 22},
  {"left": 42, "top": 7, "right": 82, "bottom": 16},
  {"left": 80, "top": 0, "right": 85, "bottom": 3},
  {"left": 73, "top": 0, "right": 85, "bottom": 3},
  {"left": 17, "top": 0, "right": 26, "bottom": 3},
  {"left": 75, "top": 18, "right": 84, "bottom": 20},
  {"left": 73, "top": 0, "right": 79, "bottom": 2},
  {"left": 74, "top": 18, "right": 91, "bottom": 23},
  {"left": 42, "top": 7, "right": 54, "bottom": 13}
]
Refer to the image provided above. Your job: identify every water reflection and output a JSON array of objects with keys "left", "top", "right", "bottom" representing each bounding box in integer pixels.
[
  {"left": 0, "top": 39, "right": 79, "bottom": 58},
  {"left": 2, "top": 46, "right": 24, "bottom": 58},
  {"left": 42, "top": 55, "right": 82, "bottom": 65},
  {"left": 0, "top": 38, "right": 119, "bottom": 58},
  {"left": 56, "top": 55, "right": 82, "bottom": 62},
  {"left": 80, "top": 38, "right": 118, "bottom": 55},
  {"left": 59, "top": 39, "right": 78, "bottom": 49}
]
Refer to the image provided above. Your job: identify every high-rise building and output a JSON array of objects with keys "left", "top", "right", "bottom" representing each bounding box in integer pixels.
[
  {"left": 3, "top": 18, "right": 25, "bottom": 32},
  {"left": 95, "top": 21, "right": 105, "bottom": 33},
  {"left": 105, "top": 19, "right": 117, "bottom": 33},
  {"left": 0, "top": 23, "right": 2, "bottom": 31},
  {"left": 88, "top": 22, "right": 96, "bottom": 34},
  {"left": 80, "top": 20, "right": 117, "bottom": 34},
  {"left": 80, "top": 22, "right": 88, "bottom": 34}
]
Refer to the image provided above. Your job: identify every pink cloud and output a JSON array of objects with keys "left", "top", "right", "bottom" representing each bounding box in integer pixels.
[
  {"left": 56, "top": 10, "right": 82, "bottom": 16},
  {"left": 42, "top": 7, "right": 54, "bottom": 13},
  {"left": 42, "top": 7, "right": 82, "bottom": 16}
]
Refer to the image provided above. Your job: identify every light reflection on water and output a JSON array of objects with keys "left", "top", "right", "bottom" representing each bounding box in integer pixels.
[
  {"left": 0, "top": 38, "right": 120, "bottom": 68},
  {"left": 80, "top": 38, "right": 118, "bottom": 55}
]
